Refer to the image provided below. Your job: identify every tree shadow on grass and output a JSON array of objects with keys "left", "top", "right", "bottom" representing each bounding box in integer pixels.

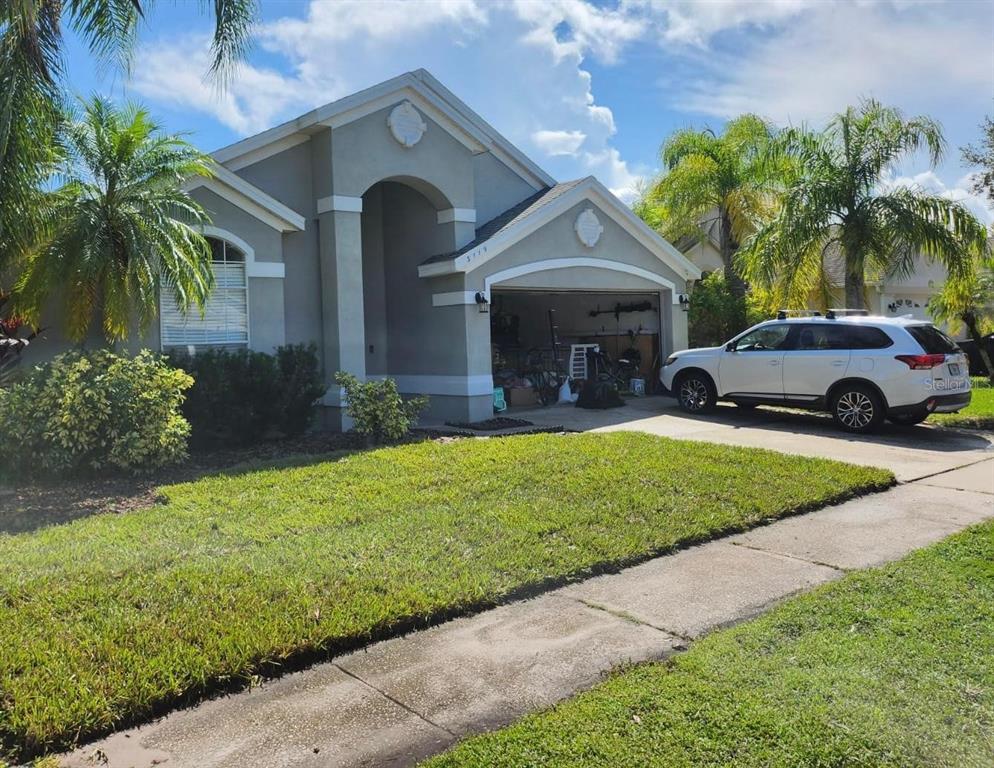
[{"left": 0, "top": 432, "right": 409, "bottom": 536}]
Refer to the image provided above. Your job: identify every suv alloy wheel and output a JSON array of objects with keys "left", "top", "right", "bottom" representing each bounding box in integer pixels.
[
  {"left": 676, "top": 372, "right": 717, "bottom": 414},
  {"left": 832, "top": 384, "right": 884, "bottom": 433}
]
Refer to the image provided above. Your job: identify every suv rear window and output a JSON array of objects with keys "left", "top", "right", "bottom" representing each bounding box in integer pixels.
[
  {"left": 906, "top": 325, "right": 960, "bottom": 354},
  {"left": 846, "top": 326, "right": 894, "bottom": 350}
]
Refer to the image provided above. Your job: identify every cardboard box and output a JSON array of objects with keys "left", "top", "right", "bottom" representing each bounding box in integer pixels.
[{"left": 505, "top": 386, "right": 541, "bottom": 408}]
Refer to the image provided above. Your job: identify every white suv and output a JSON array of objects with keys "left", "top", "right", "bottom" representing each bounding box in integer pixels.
[{"left": 660, "top": 312, "right": 971, "bottom": 433}]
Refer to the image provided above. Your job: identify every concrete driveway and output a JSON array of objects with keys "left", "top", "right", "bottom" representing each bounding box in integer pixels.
[{"left": 506, "top": 396, "right": 994, "bottom": 481}]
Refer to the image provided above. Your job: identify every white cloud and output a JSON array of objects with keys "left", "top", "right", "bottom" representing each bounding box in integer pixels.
[
  {"left": 633, "top": 0, "right": 816, "bottom": 46},
  {"left": 532, "top": 129, "right": 586, "bottom": 156},
  {"left": 125, "top": 0, "right": 993, "bottom": 214},
  {"left": 668, "top": 2, "right": 993, "bottom": 126},
  {"left": 129, "top": 0, "right": 646, "bottom": 196},
  {"left": 881, "top": 169, "right": 994, "bottom": 227},
  {"left": 128, "top": 37, "right": 312, "bottom": 134},
  {"left": 513, "top": 0, "right": 647, "bottom": 65},
  {"left": 263, "top": 0, "right": 486, "bottom": 46},
  {"left": 582, "top": 147, "right": 645, "bottom": 203}
]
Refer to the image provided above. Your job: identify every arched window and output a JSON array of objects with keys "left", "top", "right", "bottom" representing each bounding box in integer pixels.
[{"left": 160, "top": 237, "right": 249, "bottom": 349}]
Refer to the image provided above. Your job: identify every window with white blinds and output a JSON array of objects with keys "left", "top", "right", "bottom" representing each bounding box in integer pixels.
[{"left": 160, "top": 238, "right": 249, "bottom": 348}]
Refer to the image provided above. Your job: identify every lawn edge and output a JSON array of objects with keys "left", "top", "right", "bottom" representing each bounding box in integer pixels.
[
  {"left": 22, "top": 471, "right": 896, "bottom": 764},
  {"left": 420, "top": 518, "right": 994, "bottom": 767}
]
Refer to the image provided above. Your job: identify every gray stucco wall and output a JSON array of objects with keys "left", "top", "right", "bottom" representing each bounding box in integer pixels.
[
  {"left": 233, "top": 140, "right": 324, "bottom": 355},
  {"left": 473, "top": 152, "right": 540, "bottom": 225},
  {"left": 379, "top": 182, "right": 470, "bottom": 376},
  {"left": 192, "top": 188, "right": 284, "bottom": 263},
  {"left": 464, "top": 199, "right": 687, "bottom": 293},
  {"left": 188, "top": 187, "right": 288, "bottom": 354},
  {"left": 330, "top": 105, "right": 475, "bottom": 209},
  {"left": 360, "top": 183, "right": 388, "bottom": 376}
]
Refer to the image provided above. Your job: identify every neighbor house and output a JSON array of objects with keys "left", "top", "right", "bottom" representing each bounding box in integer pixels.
[
  {"left": 26, "top": 69, "right": 701, "bottom": 426},
  {"left": 681, "top": 225, "right": 948, "bottom": 326}
]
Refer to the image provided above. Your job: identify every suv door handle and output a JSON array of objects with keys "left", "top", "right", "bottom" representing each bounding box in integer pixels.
[{"left": 768, "top": 360, "right": 780, "bottom": 366}]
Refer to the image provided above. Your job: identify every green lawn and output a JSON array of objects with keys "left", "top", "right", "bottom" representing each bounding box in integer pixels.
[
  {"left": 0, "top": 433, "right": 892, "bottom": 761},
  {"left": 929, "top": 377, "right": 994, "bottom": 430},
  {"left": 425, "top": 520, "right": 994, "bottom": 768}
]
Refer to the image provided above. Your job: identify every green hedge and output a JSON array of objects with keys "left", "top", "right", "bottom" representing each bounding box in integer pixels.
[
  {"left": 169, "top": 344, "right": 326, "bottom": 449},
  {"left": 0, "top": 350, "right": 192, "bottom": 478}
]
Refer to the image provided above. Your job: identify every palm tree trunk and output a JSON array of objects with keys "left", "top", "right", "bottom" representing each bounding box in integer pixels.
[
  {"left": 843, "top": 258, "right": 865, "bottom": 310},
  {"left": 719, "top": 207, "right": 747, "bottom": 300},
  {"left": 963, "top": 310, "right": 994, "bottom": 384}
]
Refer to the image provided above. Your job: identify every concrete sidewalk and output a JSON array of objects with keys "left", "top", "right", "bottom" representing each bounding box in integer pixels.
[{"left": 62, "top": 457, "right": 994, "bottom": 768}]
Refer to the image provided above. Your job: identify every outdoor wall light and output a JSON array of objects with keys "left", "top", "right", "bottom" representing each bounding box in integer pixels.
[
  {"left": 678, "top": 293, "right": 690, "bottom": 311},
  {"left": 475, "top": 291, "right": 490, "bottom": 313}
]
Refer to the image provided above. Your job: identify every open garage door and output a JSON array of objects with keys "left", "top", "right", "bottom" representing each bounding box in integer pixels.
[{"left": 490, "top": 289, "right": 664, "bottom": 407}]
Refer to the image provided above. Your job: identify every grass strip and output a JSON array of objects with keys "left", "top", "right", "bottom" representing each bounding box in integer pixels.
[
  {"left": 426, "top": 519, "right": 994, "bottom": 767},
  {"left": 930, "top": 378, "right": 994, "bottom": 430}
]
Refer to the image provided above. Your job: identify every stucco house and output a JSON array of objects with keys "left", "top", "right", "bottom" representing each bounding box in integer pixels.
[{"left": 37, "top": 69, "right": 697, "bottom": 427}]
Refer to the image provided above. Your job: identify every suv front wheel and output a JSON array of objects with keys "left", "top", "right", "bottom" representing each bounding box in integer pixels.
[
  {"left": 675, "top": 371, "right": 717, "bottom": 415},
  {"left": 831, "top": 384, "right": 884, "bottom": 433}
]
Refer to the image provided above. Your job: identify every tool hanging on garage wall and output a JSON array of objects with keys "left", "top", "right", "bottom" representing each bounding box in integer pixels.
[{"left": 588, "top": 300, "right": 655, "bottom": 320}]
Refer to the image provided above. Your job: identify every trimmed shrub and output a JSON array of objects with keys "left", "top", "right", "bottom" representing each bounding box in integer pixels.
[
  {"left": 276, "top": 344, "right": 328, "bottom": 436},
  {"left": 0, "top": 350, "right": 192, "bottom": 478},
  {"left": 170, "top": 344, "right": 325, "bottom": 449},
  {"left": 335, "top": 372, "right": 428, "bottom": 443},
  {"left": 688, "top": 271, "right": 749, "bottom": 347}
]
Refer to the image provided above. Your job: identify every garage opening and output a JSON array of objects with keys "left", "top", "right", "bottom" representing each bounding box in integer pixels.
[{"left": 490, "top": 289, "right": 663, "bottom": 409}]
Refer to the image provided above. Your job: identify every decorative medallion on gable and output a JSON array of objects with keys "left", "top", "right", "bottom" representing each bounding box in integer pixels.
[
  {"left": 388, "top": 100, "right": 428, "bottom": 148},
  {"left": 575, "top": 207, "right": 603, "bottom": 248}
]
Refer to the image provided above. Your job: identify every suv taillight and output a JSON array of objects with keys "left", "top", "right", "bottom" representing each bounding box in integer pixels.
[{"left": 895, "top": 354, "right": 946, "bottom": 369}]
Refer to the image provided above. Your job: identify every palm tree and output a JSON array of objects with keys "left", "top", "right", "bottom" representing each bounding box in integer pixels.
[
  {"left": 636, "top": 115, "right": 779, "bottom": 299},
  {"left": 0, "top": 0, "right": 257, "bottom": 278},
  {"left": 740, "top": 100, "right": 990, "bottom": 309},
  {"left": 14, "top": 97, "right": 215, "bottom": 342},
  {"left": 929, "top": 265, "right": 994, "bottom": 383}
]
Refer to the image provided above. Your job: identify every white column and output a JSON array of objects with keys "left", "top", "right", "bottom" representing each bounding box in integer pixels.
[{"left": 318, "top": 207, "right": 366, "bottom": 427}]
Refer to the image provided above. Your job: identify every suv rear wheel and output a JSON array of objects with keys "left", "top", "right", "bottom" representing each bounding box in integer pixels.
[
  {"left": 675, "top": 371, "right": 717, "bottom": 415},
  {"left": 831, "top": 383, "right": 884, "bottom": 433}
]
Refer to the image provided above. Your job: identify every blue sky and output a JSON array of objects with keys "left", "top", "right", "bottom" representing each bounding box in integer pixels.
[{"left": 65, "top": 0, "right": 994, "bottom": 221}]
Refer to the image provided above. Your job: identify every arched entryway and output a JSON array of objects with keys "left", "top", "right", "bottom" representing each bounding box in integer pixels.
[{"left": 360, "top": 178, "right": 469, "bottom": 385}]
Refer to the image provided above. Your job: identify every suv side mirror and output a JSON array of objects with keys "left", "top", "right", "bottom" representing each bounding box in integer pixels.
[{"left": 725, "top": 342, "right": 736, "bottom": 352}]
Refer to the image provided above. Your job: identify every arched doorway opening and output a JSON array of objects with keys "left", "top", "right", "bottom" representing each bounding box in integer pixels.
[{"left": 360, "top": 178, "right": 459, "bottom": 379}]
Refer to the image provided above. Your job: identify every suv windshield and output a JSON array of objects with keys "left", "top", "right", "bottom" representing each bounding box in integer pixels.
[{"left": 907, "top": 325, "right": 960, "bottom": 354}]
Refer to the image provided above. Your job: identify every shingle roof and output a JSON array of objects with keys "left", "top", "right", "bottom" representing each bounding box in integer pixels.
[{"left": 422, "top": 179, "right": 587, "bottom": 265}]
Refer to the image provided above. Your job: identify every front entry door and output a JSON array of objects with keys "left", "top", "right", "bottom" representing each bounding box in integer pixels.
[{"left": 718, "top": 323, "right": 792, "bottom": 398}]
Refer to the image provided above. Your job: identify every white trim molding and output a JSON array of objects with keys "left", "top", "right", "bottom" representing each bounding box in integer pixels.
[
  {"left": 418, "top": 176, "right": 701, "bottom": 282},
  {"left": 246, "top": 262, "right": 286, "bottom": 279},
  {"left": 437, "top": 208, "right": 477, "bottom": 225},
  {"left": 368, "top": 374, "right": 494, "bottom": 397},
  {"left": 432, "top": 291, "right": 478, "bottom": 307},
  {"left": 482, "top": 258, "right": 680, "bottom": 302},
  {"left": 317, "top": 195, "right": 364, "bottom": 214},
  {"left": 321, "top": 387, "right": 347, "bottom": 407},
  {"left": 185, "top": 164, "right": 306, "bottom": 233},
  {"left": 211, "top": 69, "right": 555, "bottom": 193},
  {"left": 198, "top": 225, "right": 286, "bottom": 279}
]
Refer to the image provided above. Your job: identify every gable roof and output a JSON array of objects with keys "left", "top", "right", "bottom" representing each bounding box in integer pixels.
[
  {"left": 418, "top": 176, "right": 702, "bottom": 281},
  {"left": 184, "top": 164, "right": 306, "bottom": 233},
  {"left": 421, "top": 179, "right": 586, "bottom": 266},
  {"left": 211, "top": 69, "right": 555, "bottom": 191}
]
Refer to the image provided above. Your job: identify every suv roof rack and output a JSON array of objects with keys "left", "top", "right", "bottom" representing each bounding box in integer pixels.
[
  {"left": 775, "top": 309, "right": 822, "bottom": 320},
  {"left": 825, "top": 308, "right": 870, "bottom": 320}
]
